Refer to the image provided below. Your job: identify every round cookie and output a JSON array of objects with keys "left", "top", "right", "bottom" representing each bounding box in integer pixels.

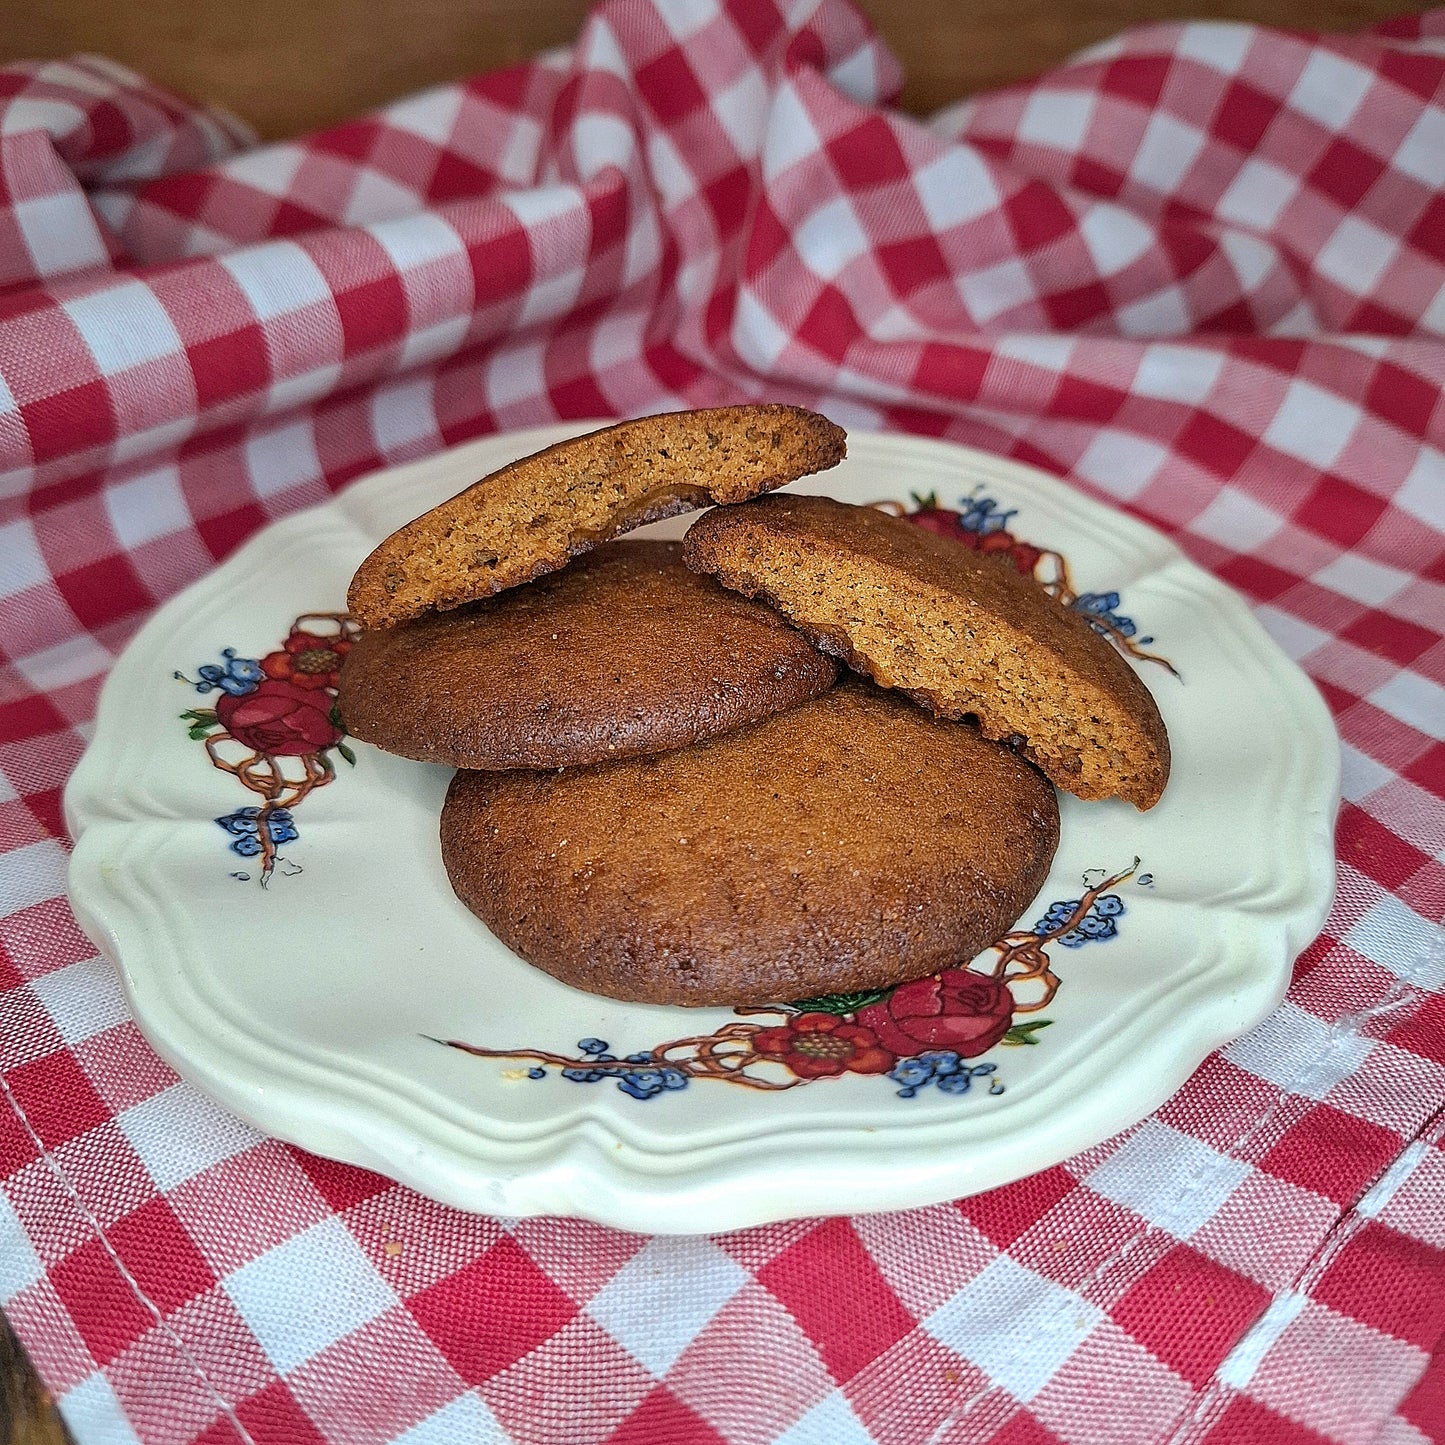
[
  {"left": 347, "top": 405, "right": 846, "bottom": 628},
  {"left": 338, "top": 541, "right": 839, "bottom": 770},
  {"left": 684, "top": 494, "right": 1170, "bottom": 809},
  {"left": 440, "top": 679, "right": 1060, "bottom": 1006}
]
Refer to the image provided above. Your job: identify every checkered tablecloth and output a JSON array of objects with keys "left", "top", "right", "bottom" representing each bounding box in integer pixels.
[{"left": 1, "top": 1, "right": 1442, "bottom": 1441}]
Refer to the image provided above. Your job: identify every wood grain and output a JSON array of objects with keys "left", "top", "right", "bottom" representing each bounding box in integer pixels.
[
  {"left": 0, "top": 1314, "right": 70, "bottom": 1445},
  {"left": 1, "top": 0, "right": 1421, "bottom": 138}
]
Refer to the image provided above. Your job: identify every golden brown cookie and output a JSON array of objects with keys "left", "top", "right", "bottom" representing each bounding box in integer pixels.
[
  {"left": 347, "top": 405, "right": 846, "bottom": 628},
  {"left": 683, "top": 494, "right": 1169, "bottom": 809},
  {"left": 440, "top": 680, "right": 1060, "bottom": 1006},
  {"left": 338, "top": 541, "right": 838, "bottom": 769}
]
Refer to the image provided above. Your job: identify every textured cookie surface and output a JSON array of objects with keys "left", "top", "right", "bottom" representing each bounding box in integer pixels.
[
  {"left": 684, "top": 494, "right": 1169, "bottom": 809},
  {"left": 347, "top": 405, "right": 846, "bottom": 627},
  {"left": 338, "top": 541, "right": 838, "bottom": 769},
  {"left": 441, "top": 680, "right": 1060, "bottom": 1006}
]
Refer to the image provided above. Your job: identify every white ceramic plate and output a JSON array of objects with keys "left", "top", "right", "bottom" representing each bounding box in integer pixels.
[{"left": 65, "top": 425, "right": 1339, "bottom": 1232}]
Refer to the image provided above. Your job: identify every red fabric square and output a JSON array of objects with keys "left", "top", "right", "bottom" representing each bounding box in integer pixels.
[
  {"left": 333, "top": 273, "right": 409, "bottom": 355},
  {"left": 960, "top": 1166, "right": 1076, "bottom": 1249},
  {"left": 187, "top": 326, "right": 270, "bottom": 409},
  {"left": 1388, "top": 994, "right": 1445, "bottom": 1068},
  {"left": 603, "top": 1386, "right": 728, "bottom": 1445},
  {"left": 18, "top": 378, "right": 115, "bottom": 462},
  {"left": 5, "top": 1049, "right": 111, "bottom": 1149},
  {"left": 1340, "top": 609, "right": 1437, "bottom": 667},
  {"left": 408, "top": 1237, "right": 577, "bottom": 1383},
  {"left": 1338, "top": 805, "right": 1434, "bottom": 895},
  {"left": 828, "top": 118, "right": 911, "bottom": 189},
  {"left": 1113, "top": 1245, "right": 1271, "bottom": 1385},
  {"left": 235, "top": 1382, "right": 328, "bottom": 1445},
  {"left": 1213, "top": 80, "right": 1278, "bottom": 150},
  {"left": 635, "top": 50, "right": 709, "bottom": 124},
  {"left": 287, "top": 1147, "right": 392, "bottom": 1212},
  {"left": 52, "top": 553, "right": 152, "bottom": 631},
  {"left": 194, "top": 503, "right": 267, "bottom": 562},
  {"left": 1364, "top": 358, "right": 1437, "bottom": 435},
  {"left": 0, "top": 691, "right": 68, "bottom": 744},
  {"left": 1005, "top": 184, "right": 1077, "bottom": 252},
  {"left": 1295, "top": 475, "right": 1388, "bottom": 550},
  {"left": 0, "top": 1097, "right": 40, "bottom": 1176},
  {"left": 50, "top": 1237, "right": 153, "bottom": 1365},
  {"left": 1315, "top": 1220, "right": 1445, "bottom": 1349},
  {"left": 107, "top": 1198, "right": 217, "bottom": 1315},
  {"left": 1407, "top": 195, "right": 1445, "bottom": 262},
  {"left": 1399, "top": 1345, "right": 1445, "bottom": 1440},
  {"left": 1203, "top": 1395, "right": 1334, "bottom": 1445},
  {"left": 757, "top": 1218, "right": 916, "bottom": 1384},
  {"left": 990, "top": 1411, "right": 1068, "bottom": 1445},
  {"left": 1310, "top": 137, "right": 1384, "bottom": 209},
  {"left": 1260, "top": 1103, "right": 1402, "bottom": 1206}
]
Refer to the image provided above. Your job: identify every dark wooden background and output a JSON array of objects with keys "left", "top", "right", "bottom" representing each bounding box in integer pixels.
[{"left": 0, "top": 0, "right": 1419, "bottom": 1440}]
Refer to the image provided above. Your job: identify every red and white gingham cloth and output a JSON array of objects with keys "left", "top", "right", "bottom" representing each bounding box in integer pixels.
[{"left": 0, "top": 2, "right": 1442, "bottom": 1441}]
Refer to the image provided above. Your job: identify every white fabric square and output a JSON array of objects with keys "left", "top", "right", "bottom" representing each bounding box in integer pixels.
[
  {"left": 1190, "top": 487, "right": 1286, "bottom": 550},
  {"left": 571, "top": 113, "right": 637, "bottom": 181},
  {"left": 483, "top": 339, "right": 547, "bottom": 411},
  {"left": 57, "top": 1375, "right": 142, "bottom": 1445},
  {"left": 1263, "top": 380, "right": 1358, "bottom": 469},
  {"left": 828, "top": 42, "right": 879, "bottom": 106},
  {"left": 342, "top": 169, "right": 422, "bottom": 226},
  {"left": 1073, "top": 429, "right": 1168, "bottom": 500},
  {"left": 221, "top": 241, "right": 337, "bottom": 321},
  {"left": 0, "top": 839, "right": 69, "bottom": 918},
  {"left": 733, "top": 288, "right": 793, "bottom": 369},
  {"left": 1078, "top": 205, "right": 1153, "bottom": 275},
  {"left": 223, "top": 1218, "right": 397, "bottom": 1373},
  {"left": 0, "top": 520, "right": 51, "bottom": 592},
  {"left": 1393, "top": 107, "right": 1445, "bottom": 187},
  {"left": 1252, "top": 604, "right": 1331, "bottom": 663},
  {"left": 912, "top": 149, "right": 1001, "bottom": 231},
  {"left": 118, "top": 1082, "right": 262, "bottom": 1190},
  {"left": 1288, "top": 50, "right": 1374, "bottom": 129},
  {"left": 1316, "top": 215, "right": 1398, "bottom": 294},
  {"left": 762, "top": 85, "right": 824, "bottom": 184},
  {"left": 502, "top": 182, "right": 585, "bottom": 236},
  {"left": 956, "top": 256, "right": 1037, "bottom": 325},
  {"left": 263, "top": 355, "right": 336, "bottom": 419},
  {"left": 1339, "top": 741, "right": 1393, "bottom": 803},
  {"left": 1395, "top": 450, "right": 1445, "bottom": 532},
  {"left": 497, "top": 114, "right": 544, "bottom": 186},
  {"left": 516, "top": 266, "right": 586, "bottom": 329},
  {"left": 246, "top": 418, "right": 323, "bottom": 500},
  {"left": 370, "top": 212, "right": 466, "bottom": 281},
  {"left": 0, "top": 1191, "right": 43, "bottom": 1304},
  {"left": 1314, "top": 552, "right": 1412, "bottom": 607},
  {"left": 1130, "top": 113, "right": 1208, "bottom": 193},
  {"left": 1345, "top": 894, "right": 1442, "bottom": 988},
  {"left": 924, "top": 1256, "right": 1103, "bottom": 1402},
  {"left": 371, "top": 377, "right": 439, "bottom": 455},
  {"left": 385, "top": 87, "right": 465, "bottom": 146},
  {"left": 622, "top": 206, "right": 662, "bottom": 287},
  {"left": 29, "top": 956, "right": 128, "bottom": 1046},
  {"left": 587, "top": 1237, "right": 748, "bottom": 1375},
  {"left": 1216, "top": 1292, "right": 1307, "bottom": 1389},
  {"left": 1131, "top": 343, "right": 1224, "bottom": 402},
  {"left": 1176, "top": 22, "right": 1256, "bottom": 75},
  {"left": 1369, "top": 669, "right": 1445, "bottom": 741},
  {"left": 712, "top": 66, "right": 769, "bottom": 156},
  {"left": 1115, "top": 286, "right": 1191, "bottom": 338},
  {"left": 1225, "top": 1000, "right": 1374, "bottom": 1100},
  {"left": 15, "top": 194, "right": 111, "bottom": 277},
  {"left": 646, "top": 129, "right": 699, "bottom": 209},
  {"left": 794, "top": 196, "right": 871, "bottom": 281},
  {"left": 389, "top": 1391, "right": 509, "bottom": 1445},
  {"left": 1017, "top": 90, "right": 1097, "bottom": 150},
  {"left": 1219, "top": 229, "right": 1277, "bottom": 291},
  {"left": 398, "top": 316, "right": 471, "bottom": 372},
  {"left": 221, "top": 145, "right": 305, "bottom": 197},
  {"left": 62, "top": 281, "right": 183, "bottom": 377},
  {"left": 660, "top": 0, "right": 719, "bottom": 40},
  {"left": 994, "top": 334, "right": 1076, "bottom": 371},
  {"left": 104, "top": 464, "right": 191, "bottom": 551},
  {"left": 1216, "top": 158, "right": 1297, "bottom": 231},
  {"left": 1086, "top": 1120, "right": 1250, "bottom": 1236},
  {"left": 772, "top": 1391, "right": 879, "bottom": 1445}
]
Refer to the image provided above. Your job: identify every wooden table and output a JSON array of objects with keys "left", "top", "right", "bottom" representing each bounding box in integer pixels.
[{"left": 0, "top": 0, "right": 1420, "bottom": 1438}]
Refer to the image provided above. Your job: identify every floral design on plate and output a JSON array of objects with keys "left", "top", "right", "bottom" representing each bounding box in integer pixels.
[
  {"left": 176, "top": 614, "right": 359, "bottom": 884},
  {"left": 439, "top": 861, "right": 1145, "bottom": 1099}
]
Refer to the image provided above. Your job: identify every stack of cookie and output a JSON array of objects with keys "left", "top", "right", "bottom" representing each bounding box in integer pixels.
[{"left": 338, "top": 406, "right": 1168, "bottom": 1007}]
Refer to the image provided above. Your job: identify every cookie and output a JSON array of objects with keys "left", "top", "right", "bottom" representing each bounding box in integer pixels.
[
  {"left": 338, "top": 541, "right": 838, "bottom": 769},
  {"left": 440, "top": 680, "right": 1060, "bottom": 1006},
  {"left": 347, "top": 405, "right": 846, "bottom": 628},
  {"left": 683, "top": 494, "right": 1169, "bottom": 809}
]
